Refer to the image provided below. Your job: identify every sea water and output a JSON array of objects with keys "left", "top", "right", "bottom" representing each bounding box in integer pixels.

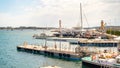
[{"left": 0, "top": 30, "right": 82, "bottom": 68}]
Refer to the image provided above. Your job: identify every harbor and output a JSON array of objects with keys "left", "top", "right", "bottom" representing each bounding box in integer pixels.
[
  {"left": 0, "top": 0, "right": 120, "bottom": 68},
  {"left": 16, "top": 2, "right": 120, "bottom": 68},
  {"left": 0, "top": 29, "right": 119, "bottom": 68}
]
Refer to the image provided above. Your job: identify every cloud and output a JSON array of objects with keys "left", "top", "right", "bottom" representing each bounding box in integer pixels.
[
  {"left": 102, "top": 0, "right": 120, "bottom": 3},
  {"left": 0, "top": 0, "right": 120, "bottom": 27}
]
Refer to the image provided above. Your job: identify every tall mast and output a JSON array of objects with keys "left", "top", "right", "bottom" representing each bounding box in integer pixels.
[
  {"left": 59, "top": 20, "right": 62, "bottom": 37},
  {"left": 59, "top": 20, "right": 62, "bottom": 51},
  {"left": 80, "top": 3, "right": 83, "bottom": 29}
]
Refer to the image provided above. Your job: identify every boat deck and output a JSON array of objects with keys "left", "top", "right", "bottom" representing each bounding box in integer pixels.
[{"left": 82, "top": 57, "right": 120, "bottom": 68}]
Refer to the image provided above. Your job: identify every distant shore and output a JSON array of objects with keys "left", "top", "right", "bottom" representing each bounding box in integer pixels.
[
  {"left": 0, "top": 26, "right": 120, "bottom": 31},
  {"left": 0, "top": 26, "right": 57, "bottom": 30}
]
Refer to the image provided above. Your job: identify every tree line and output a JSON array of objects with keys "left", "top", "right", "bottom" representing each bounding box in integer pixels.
[{"left": 106, "top": 29, "right": 120, "bottom": 36}]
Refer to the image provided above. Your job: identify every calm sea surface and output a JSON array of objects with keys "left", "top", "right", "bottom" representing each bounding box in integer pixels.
[{"left": 0, "top": 30, "right": 82, "bottom": 68}]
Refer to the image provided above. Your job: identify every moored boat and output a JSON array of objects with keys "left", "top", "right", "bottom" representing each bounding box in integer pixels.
[
  {"left": 82, "top": 51, "right": 120, "bottom": 68},
  {"left": 71, "top": 39, "right": 120, "bottom": 47},
  {"left": 40, "top": 66, "right": 61, "bottom": 68},
  {"left": 33, "top": 33, "right": 54, "bottom": 39}
]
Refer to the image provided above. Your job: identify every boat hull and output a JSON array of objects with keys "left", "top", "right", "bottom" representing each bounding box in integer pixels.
[{"left": 82, "top": 57, "right": 120, "bottom": 68}]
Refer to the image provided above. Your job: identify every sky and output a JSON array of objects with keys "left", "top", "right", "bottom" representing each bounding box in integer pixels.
[{"left": 0, "top": 0, "right": 120, "bottom": 28}]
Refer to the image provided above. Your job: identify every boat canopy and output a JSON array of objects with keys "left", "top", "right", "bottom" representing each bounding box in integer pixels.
[{"left": 114, "top": 36, "right": 120, "bottom": 40}]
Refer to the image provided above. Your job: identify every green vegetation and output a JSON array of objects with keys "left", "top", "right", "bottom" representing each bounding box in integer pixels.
[{"left": 106, "top": 29, "right": 120, "bottom": 36}]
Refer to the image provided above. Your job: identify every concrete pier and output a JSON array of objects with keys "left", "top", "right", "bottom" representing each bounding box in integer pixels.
[{"left": 17, "top": 43, "right": 90, "bottom": 61}]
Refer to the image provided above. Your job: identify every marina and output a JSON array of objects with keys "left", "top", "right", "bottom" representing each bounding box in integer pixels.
[{"left": 0, "top": 0, "right": 120, "bottom": 68}]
